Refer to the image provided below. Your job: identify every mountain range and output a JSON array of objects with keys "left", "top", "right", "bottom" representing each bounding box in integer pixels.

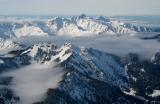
[
  {"left": 0, "top": 14, "right": 155, "bottom": 38},
  {"left": 0, "top": 41, "right": 159, "bottom": 104}
]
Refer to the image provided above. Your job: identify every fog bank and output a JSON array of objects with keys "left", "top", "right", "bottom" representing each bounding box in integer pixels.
[
  {"left": 2, "top": 63, "right": 64, "bottom": 104},
  {"left": 15, "top": 34, "right": 160, "bottom": 59}
]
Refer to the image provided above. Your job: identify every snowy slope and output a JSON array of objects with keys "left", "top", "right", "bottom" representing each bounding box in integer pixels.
[{"left": 63, "top": 45, "right": 127, "bottom": 87}]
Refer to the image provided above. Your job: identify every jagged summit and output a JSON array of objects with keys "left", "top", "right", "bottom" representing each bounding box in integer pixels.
[
  {"left": 97, "top": 15, "right": 110, "bottom": 22},
  {"left": 77, "top": 14, "right": 87, "bottom": 19}
]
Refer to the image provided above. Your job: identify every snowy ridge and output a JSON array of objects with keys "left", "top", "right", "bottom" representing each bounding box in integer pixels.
[
  {"left": 65, "top": 46, "right": 128, "bottom": 88},
  {"left": 21, "top": 43, "right": 72, "bottom": 64}
]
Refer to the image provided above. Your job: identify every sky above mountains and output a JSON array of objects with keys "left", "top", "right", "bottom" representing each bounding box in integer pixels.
[{"left": 0, "top": 0, "right": 159, "bottom": 16}]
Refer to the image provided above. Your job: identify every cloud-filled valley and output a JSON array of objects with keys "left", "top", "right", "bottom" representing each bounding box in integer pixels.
[{"left": 1, "top": 63, "right": 64, "bottom": 104}]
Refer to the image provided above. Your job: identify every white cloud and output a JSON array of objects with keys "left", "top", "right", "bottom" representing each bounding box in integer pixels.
[{"left": 2, "top": 63, "right": 64, "bottom": 104}]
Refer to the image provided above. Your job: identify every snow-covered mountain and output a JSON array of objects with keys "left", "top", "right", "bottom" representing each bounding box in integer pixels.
[
  {"left": 0, "top": 42, "right": 159, "bottom": 104},
  {"left": 0, "top": 42, "right": 128, "bottom": 103},
  {"left": 47, "top": 14, "right": 151, "bottom": 36},
  {"left": 0, "top": 15, "right": 154, "bottom": 38},
  {"left": 0, "top": 42, "right": 127, "bottom": 87}
]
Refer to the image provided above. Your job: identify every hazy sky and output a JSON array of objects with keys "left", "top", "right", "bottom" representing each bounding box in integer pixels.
[{"left": 0, "top": 0, "right": 159, "bottom": 16}]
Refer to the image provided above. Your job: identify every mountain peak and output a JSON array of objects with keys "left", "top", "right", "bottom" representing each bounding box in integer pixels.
[
  {"left": 23, "top": 43, "right": 72, "bottom": 64},
  {"left": 97, "top": 16, "right": 110, "bottom": 22},
  {"left": 78, "top": 14, "right": 87, "bottom": 19}
]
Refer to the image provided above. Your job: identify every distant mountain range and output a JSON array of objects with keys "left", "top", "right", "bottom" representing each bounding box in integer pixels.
[{"left": 0, "top": 14, "right": 157, "bottom": 38}]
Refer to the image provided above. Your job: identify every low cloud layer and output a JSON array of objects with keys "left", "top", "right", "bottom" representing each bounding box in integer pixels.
[
  {"left": 15, "top": 34, "right": 160, "bottom": 59},
  {"left": 2, "top": 63, "right": 64, "bottom": 104}
]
